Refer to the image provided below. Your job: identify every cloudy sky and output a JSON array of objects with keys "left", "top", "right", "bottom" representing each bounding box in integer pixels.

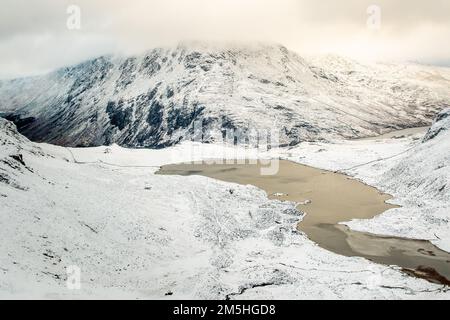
[{"left": 1, "top": 0, "right": 449, "bottom": 79}]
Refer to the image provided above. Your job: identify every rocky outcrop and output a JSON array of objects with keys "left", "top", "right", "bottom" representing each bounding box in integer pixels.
[
  {"left": 0, "top": 118, "right": 43, "bottom": 190},
  {"left": 423, "top": 108, "right": 450, "bottom": 142}
]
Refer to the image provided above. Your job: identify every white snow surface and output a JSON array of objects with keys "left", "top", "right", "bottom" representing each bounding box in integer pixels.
[
  {"left": 0, "top": 116, "right": 449, "bottom": 299},
  {"left": 343, "top": 110, "right": 450, "bottom": 252},
  {"left": 282, "top": 109, "right": 450, "bottom": 252}
]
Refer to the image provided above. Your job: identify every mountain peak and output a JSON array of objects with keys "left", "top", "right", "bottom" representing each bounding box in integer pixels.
[{"left": 1, "top": 44, "right": 449, "bottom": 148}]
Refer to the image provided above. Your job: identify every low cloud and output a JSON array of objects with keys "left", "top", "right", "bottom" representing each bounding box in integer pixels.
[{"left": 1, "top": 0, "right": 449, "bottom": 78}]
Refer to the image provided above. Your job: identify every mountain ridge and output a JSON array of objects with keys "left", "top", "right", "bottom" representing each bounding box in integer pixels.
[{"left": 1, "top": 43, "right": 449, "bottom": 148}]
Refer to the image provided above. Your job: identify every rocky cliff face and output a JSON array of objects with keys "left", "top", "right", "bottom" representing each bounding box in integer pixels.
[
  {"left": 1, "top": 43, "right": 449, "bottom": 148},
  {"left": 423, "top": 108, "right": 450, "bottom": 142},
  {"left": 0, "top": 118, "right": 44, "bottom": 191}
]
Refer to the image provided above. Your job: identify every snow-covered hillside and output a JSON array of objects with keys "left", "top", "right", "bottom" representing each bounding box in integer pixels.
[
  {"left": 345, "top": 109, "right": 450, "bottom": 252},
  {"left": 1, "top": 43, "right": 449, "bottom": 148},
  {"left": 280, "top": 108, "right": 450, "bottom": 252},
  {"left": 1, "top": 117, "right": 449, "bottom": 299}
]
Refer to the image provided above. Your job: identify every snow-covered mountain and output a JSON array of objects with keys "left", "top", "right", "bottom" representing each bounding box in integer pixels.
[{"left": 1, "top": 43, "right": 449, "bottom": 148}]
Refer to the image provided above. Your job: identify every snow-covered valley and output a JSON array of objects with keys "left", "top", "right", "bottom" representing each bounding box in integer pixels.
[{"left": 1, "top": 109, "right": 449, "bottom": 299}]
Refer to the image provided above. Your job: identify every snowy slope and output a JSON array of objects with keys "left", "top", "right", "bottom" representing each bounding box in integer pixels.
[
  {"left": 1, "top": 118, "right": 449, "bottom": 299},
  {"left": 278, "top": 109, "right": 450, "bottom": 252},
  {"left": 345, "top": 109, "right": 450, "bottom": 251},
  {"left": 1, "top": 43, "right": 449, "bottom": 148}
]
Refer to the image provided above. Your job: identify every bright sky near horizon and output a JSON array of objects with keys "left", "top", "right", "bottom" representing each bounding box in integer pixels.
[{"left": 1, "top": 0, "right": 449, "bottom": 79}]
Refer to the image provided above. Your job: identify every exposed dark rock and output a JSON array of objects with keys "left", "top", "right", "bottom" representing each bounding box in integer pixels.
[
  {"left": 10, "top": 154, "right": 25, "bottom": 167},
  {"left": 423, "top": 108, "right": 450, "bottom": 142},
  {"left": 166, "top": 105, "right": 205, "bottom": 134},
  {"left": 147, "top": 101, "right": 164, "bottom": 128},
  {"left": 403, "top": 266, "right": 450, "bottom": 286},
  {"left": 3, "top": 114, "right": 36, "bottom": 132},
  {"left": 0, "top": 172, "right": 28, "bottom": 191},
  {"left": 116, "top": 57, "right": 138, "bottom": 90},
  {"left": 166, "top": 87, "right": 175, "bottom": 98},
  {"left": 184, "top": 51, "right": 203, "bottom": 69},
  {"left": 140, "top": 51, "right": 162, "bottom": 75},
  {"left": 106, "top": 101, "right": 132, "bottom": 130}
]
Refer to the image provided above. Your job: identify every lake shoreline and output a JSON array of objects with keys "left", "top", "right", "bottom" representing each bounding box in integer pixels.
[{"left": 158, "top": 159, "right": 450, "bottom": 285}]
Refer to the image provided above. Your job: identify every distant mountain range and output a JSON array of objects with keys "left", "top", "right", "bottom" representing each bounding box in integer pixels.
[{"left": 1, "top": 42, "right": 449, "bottom": 148}]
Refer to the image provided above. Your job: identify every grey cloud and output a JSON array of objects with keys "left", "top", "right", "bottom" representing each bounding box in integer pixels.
[{"left": 0, "top": 0, "right": 449, "bottom": 79}]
